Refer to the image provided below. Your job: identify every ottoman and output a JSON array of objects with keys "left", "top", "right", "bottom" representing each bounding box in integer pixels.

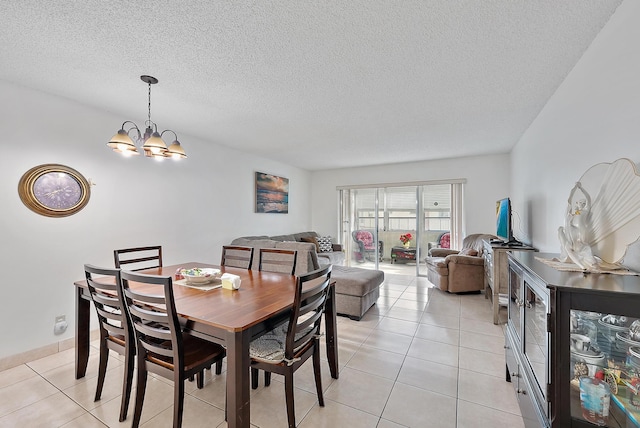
[{"left": 330, "top": 265, "right": 384, "bottom": 320}]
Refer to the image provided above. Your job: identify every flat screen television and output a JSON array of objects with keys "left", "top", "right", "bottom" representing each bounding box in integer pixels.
[{"left": 495, "top": 197, "right": 513, "bottom": 243}]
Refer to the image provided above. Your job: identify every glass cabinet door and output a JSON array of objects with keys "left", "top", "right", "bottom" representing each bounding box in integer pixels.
[
  {"left": 524, "top": 280, "right": 549, "bottom": 404},
  {"left": 509, "top": 264, "right": 523, "bottom": 340},
  {"left": 569, "top": 310, "right": 640, "bottom": 427}
]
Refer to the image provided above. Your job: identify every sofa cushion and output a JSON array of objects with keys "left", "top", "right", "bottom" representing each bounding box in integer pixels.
[
  {"left": 447, "top": 254, "right": 485, "bottom": 266},
  {"left": 274, "top": 241, "right": 319, "bottom": 275},
  {"left": 429, "top": 248, "right": 458, "bottom": 258},
  {"left": 269, "top": 234, "right": 297, "bottom": 242},
  {"left": 292, "top": 231, "right": 319, "bottom": 242},
  {"left": 426, "top": 257, "right": 450, "bottom": 275},
  {"left": 317, "top": 251, "right": 345, "bottom": 266},
  {"left": 331, "top": 266, "right": 384, "bottom": 297},
  {"left": 230, "top": 231, "right": 345, "bottom": 271},
  {"left": 459, "top": 248, "right": 478, "bottom": 256},
  {"left": 300, "top": 236, "right": 320, "bottom": 252},
  {"left": 230, "top": 235, "right": 270, "bottom": 243},
  {"left": 231, "top": 238, "right": 277, "bottom": 249}
]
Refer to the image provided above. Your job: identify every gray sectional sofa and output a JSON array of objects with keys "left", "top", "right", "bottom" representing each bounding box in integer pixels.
[
  {"left": 229, "top": 231, "right": 383, "bottom": 320},
  {"left": 230, "top": 231, "right": 345, "bottom": 274}
]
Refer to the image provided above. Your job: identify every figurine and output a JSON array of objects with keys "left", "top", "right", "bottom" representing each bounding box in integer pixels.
[{"left": 558, "top": 182, "right": 598, "bottom": 270}]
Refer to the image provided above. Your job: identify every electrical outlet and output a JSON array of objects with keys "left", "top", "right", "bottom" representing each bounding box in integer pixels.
[{"left": 54, "top": 315, "right": 68, "bottom": 335}]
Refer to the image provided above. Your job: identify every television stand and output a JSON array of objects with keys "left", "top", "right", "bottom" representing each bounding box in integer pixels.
[
  {"left": 501, "top": 239, "right": 523, "bottom": 246},
  {"left": 483, "top": 239, "right": 536, "bottom": 324}
]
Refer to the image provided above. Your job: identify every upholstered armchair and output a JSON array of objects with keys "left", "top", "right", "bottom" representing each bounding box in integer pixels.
[
  {"left": 352, "top": 230, "right": 383, "bottom": 262},
  {"left": 428, "top": 231, "right": 451, "bottom": 252},
  {"left": 425, "top": 233, "right": 497, "bottom": 293}
]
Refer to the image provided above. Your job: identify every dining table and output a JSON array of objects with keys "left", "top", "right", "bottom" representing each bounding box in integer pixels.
[{"left": 74, "top": 262, "right": 339, "bottom": 428}]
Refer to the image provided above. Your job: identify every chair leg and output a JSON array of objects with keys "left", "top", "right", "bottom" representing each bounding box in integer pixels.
[
  {"left": 284, "top": 371, "right": 296, "bottom": 428},
  {"left": 119, "top": 349, "right": 135, "bottom": 422},
  {"left": 265, "top": 371, "right": 271, "bottom": 387},
  {"left": 251, "top": 367, "right": 259, "bottom": 389},
  {"left": 131, "top": 362, "right": 148, "bottom": 428},
  {"left": 174, "top": 376, "right": 185, "bottom": 428},
  {"left": 312, "top": 342, "right": 324, "bottom": 406},
  {"left": 197, "top": 370, "right": 205, "bottom": 389},
  {"left": 94, "top": 339, "right": 109, "bottom": 402},
  {"left": 215, "top": 359, "right": 223, "bottom": 375}
]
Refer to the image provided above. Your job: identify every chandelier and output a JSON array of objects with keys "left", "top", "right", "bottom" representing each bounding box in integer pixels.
[{"left": 107, "top": 75, "right": 187, "bottom": 160}]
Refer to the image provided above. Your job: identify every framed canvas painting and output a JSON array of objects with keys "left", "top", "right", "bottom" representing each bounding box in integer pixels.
[{"left": 255, "top": 172, "right": 289, "bottom": 213}]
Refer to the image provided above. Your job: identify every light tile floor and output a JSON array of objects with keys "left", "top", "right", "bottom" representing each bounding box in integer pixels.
[{"left": 0, "top": 273, "right": 523, "bottom": 428}]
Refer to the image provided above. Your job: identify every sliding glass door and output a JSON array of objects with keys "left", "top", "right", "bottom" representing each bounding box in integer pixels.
[
  {"left": 339, "top": 180, "right": 464, "bottom": 277},
  {"left": 343, "top": 188, "right": 382, "bottom": 267},
  {"left": 417, "top": 184, "right": 459, "bottom": 276}
]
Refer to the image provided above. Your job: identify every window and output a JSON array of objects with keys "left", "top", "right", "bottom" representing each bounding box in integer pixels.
[
  {"left": 422, "top": 184, "right": 451, "bottom": 232},
  {"left": 339, "top": 180, "right": 464, "bottom": 276}
]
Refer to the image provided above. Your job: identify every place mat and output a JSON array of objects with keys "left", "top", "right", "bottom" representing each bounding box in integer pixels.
[
  {"left": 535, "top": 256, "right": 640, "bottom": 276},
  {"left": 174, "top": 278, "right": 223, "bottom": 291}
]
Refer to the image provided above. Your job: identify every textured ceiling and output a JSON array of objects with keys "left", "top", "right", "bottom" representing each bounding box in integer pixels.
[{"left": 0, "top": 1, "right": 622, "bottom": 170}]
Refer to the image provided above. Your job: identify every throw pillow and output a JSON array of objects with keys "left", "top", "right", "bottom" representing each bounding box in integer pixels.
[
  {"left": 300, "top": 236, "right": 320, "bottom": 252},
  {"left": 316, "top": 236, "right": 333, "bottom": 253},
  {"left": 459, "top": 248, "right": 478, "bottom": 256}
]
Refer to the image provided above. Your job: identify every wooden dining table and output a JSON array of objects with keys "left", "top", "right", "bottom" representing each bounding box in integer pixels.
[{"left": 74, "top": 262, "right": 339, "bottom": 428}]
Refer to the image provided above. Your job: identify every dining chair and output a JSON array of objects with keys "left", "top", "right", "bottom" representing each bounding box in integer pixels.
[
  {"left": 83, "top": 264, "right": 135, "bottom": 422},
  {"left": 220, "top": 245, "right": 254, "bottom": 269},
  {"left": 251, "top": 248, "right": 298, "bottom": 389},
  {"left": 113, "top": 246, "right": 162, "bottom": 271},
  {"left": 258, "top": 248, "right": 297, "bottom": 275},
  {"left": 120, "top": 270, "right": 226, "bottom": 428},
  {"left": 249, "top": 264, "right": 332, "bottom": 428}
]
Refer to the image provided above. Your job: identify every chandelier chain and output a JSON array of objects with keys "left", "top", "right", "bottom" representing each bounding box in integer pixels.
[{"left": 147, "top": 82, "right": 152, "bottom": 124}]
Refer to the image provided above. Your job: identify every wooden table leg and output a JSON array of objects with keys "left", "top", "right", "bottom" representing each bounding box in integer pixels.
[
  {"left": 324, "top": 284, "right": 339, "bottom": 379},
  {"left": 75, "top": 286, "right": 90, "bottom": 379},
  {"left": 226, "top": 329, "right": 251, "bottom": 428}
]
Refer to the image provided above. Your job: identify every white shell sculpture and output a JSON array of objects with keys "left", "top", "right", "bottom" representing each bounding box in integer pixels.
[{"left": 558, "top": 158, "right": 640, "bottom": 271}]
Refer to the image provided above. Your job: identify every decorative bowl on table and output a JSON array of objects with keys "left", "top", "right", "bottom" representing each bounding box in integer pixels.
[{"left": 180, "top": 268, "right": 221, "bottom": 284}]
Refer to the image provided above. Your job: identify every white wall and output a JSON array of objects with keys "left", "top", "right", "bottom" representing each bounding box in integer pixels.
[
  {"left": 0, "top": 81, "right": 312, "bottom": 359},
  {"left": 310, "top": 154, "right": 512, "bottom": 245},
  {"left": 511, "top": 0, "right": 640, "bottom": 270}
]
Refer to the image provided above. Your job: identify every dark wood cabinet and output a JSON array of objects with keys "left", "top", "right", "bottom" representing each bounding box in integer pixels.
[{"left": 507, "top": 252, "right": 640, "bottom": 428}]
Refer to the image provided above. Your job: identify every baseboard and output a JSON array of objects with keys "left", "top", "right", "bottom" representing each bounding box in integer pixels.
[{"left": 0, "top": 329, "right": 100, "bottom": 372}]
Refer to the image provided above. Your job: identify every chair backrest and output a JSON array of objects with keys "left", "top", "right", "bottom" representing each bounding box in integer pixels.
[
  {"left": 221, "top": 245, "right": 254, "bottom": 269},
  {"left": 84, "top": 264, "right": 132, "bottom": 349},
  {"left": 285, "top": 265, "right": 332, "bottom": 361},
  {"left": 352, "top": 230, "right": 375, "bottom": 250},
  {"left": 114, "top": 246, "right": 163, "bottom": 271},
  {"left": 259, "top": 248, "right": 297, "bottom": 275},
  {"left": 120, "top": 270, "right": 183, "bottom": 378},
  {"left": 438, "top": 232, "right": 450, "bottom": 249}
]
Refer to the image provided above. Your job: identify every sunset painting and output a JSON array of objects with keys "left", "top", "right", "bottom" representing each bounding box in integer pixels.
[{"left": 255, "top": 172, "right": 289, "bottom": 213}]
